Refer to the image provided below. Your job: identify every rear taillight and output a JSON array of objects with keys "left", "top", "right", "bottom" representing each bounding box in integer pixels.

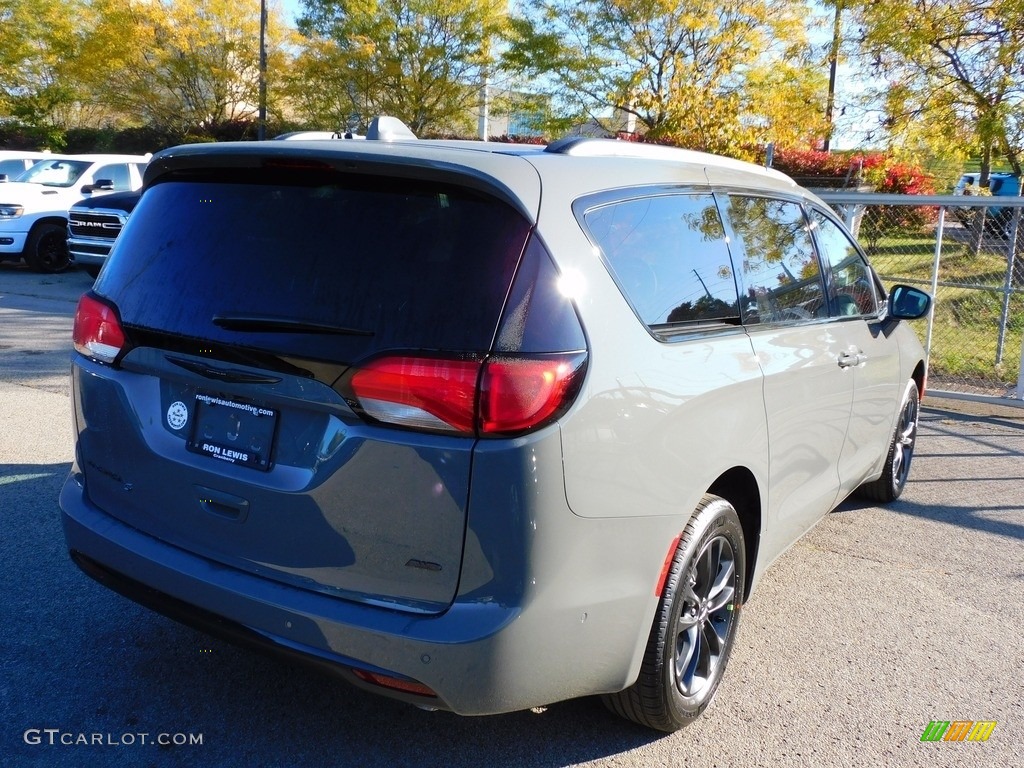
[
  {"left": 73, "top": 293, "right": 126, "bottom": 364},
  {"left": 479, "top": 355, "right": 586, "bottom": 434},
  {"left": 349, "top": 356, "right": 481, "bottom": 434},
  {"left": 347, "top": 235, "right": 588, "bottom": 437},
  {"left": 347, "top": 352, "right": 586, "bottom": 437}
]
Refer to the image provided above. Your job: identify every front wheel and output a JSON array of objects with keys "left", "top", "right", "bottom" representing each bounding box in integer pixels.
[
  {"left": 25, "top": 222, "right": 70, "bottom": 273},
  {"left": 856, "top": 381, "right": 919, "bottom": 503},
  {"left": 602, "top": 495, "right": 745, "bottom": 732}
]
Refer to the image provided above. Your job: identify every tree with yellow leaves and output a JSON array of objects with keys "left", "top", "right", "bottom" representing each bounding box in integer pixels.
[
  {"left": 292, "top": 0, "right": 507, "bottom": 135},
  {"left": 79, "top": 0, "right": 295, "bottom": 135},
  {"left": 503, "top": 0, "right": 828, "bottom": 157},
  {"left": 0, "top": 0, "right": 92, "bottom": 132},
  {"left": 851, "top": 0, "right": 1023, "bottom": 182}
]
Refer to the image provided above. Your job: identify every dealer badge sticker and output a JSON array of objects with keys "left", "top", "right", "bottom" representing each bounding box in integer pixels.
[{"left": 167, "top": 401, "right": 189, "bottom": 431}]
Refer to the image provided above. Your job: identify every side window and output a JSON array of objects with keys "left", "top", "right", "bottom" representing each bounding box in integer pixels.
[
  {"left": 727, "top": 196, "right": 824, "bottom": 324},
  {"left": 811, "top": 210, "right": 880, "bottom": 317},
  {"left": 93, "top": 164, "right": 131, "bottom": 191},
  {"left": 583, "top": 194, "right": 739, "bottom": 328}
]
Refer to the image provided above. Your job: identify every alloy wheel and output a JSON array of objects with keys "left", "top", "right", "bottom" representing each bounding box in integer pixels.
[
  {"left": 674, "top": 536, "right": 737, "bottom": 698},
  {"left": 892, "top": 395, "right": 918, "bottom": 490}
]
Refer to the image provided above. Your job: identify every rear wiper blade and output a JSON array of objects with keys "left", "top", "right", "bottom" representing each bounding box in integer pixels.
[
  {"left": 166, "top": 356, "right": 282, "bottom": 384},
  {"left": 212, "top": 314, "right": 374, "bottom": 337}
]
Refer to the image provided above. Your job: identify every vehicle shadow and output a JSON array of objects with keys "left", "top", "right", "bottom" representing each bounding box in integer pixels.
[
  {"left": 833, "top": 404, "right": 1024, "bottom": 542},
  {"left": 835, "top": 494, "right": 1024, "bottom": 542}
]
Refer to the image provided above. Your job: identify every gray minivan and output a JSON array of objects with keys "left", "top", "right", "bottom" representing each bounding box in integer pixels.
[{"left": 61, "top": 127, "right": 930, "bottom": 732}]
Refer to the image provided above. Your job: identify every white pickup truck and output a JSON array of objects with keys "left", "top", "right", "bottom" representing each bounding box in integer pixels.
[{"left": 0, "top": 153, "right": 148, "bottom": 272}]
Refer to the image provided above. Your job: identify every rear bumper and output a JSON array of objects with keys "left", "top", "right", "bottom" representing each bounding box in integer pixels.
[
  {"left": 60, "top": 462, "right": 671, "bottom": 715},
  {"left": 68, "top": 549, "right": 439, "bottom": 705}
]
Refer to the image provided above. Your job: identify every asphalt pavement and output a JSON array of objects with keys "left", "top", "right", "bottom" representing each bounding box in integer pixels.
[{"left": 2, "top": 262, "right": 1022, "bottom": 768}]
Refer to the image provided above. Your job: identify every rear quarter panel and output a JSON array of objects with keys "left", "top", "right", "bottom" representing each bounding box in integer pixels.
[{"left": 532, "top": 169, "right": 770, "bottom": 527}]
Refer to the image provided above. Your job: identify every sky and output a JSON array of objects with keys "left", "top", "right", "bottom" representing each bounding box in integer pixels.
[{"left": 281, "top": 0, "right": 301, "bottom": 25}]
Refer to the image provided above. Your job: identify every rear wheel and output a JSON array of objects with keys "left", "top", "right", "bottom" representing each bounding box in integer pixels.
[
  {"left": 603, "top": 495, "right": 745, "bottom": 732},
  {"left": 25, "top": 222, "right": 70, "bottom": 273},
  {"left": 856, "top": 381, "right": 919, "bottom": 503}
]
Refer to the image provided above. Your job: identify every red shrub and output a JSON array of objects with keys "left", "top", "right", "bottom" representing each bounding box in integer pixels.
[{"left": 771, "top": 148, "right": 855, "bottom": 179}]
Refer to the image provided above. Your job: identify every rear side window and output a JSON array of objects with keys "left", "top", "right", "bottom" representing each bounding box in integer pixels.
[
  {"left": 583, "top": 194, "right": 739, "bottom": 328},
  {"left": 96, "top": 171, "right": 531, "bottom": 363},
  {"left": 727, "top": 196, "right": 824, "bottom": 324}
]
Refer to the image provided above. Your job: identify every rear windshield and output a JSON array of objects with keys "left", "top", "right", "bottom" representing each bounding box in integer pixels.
[{"left": 96, "top": 170, "right": 531, "bottom": 363}]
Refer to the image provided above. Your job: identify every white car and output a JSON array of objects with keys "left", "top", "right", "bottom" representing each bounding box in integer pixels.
[{"left": 0, "top": 153, "right": 149, "bottom": 272}]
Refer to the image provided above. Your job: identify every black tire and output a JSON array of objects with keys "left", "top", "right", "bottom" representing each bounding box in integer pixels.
[
  {"left": 856, "top": 381, "right": 919, "bottom": 503},
  {"left": 84, "top": 265, "right": 101, "bottom": 278},
  {"left": 602, "top": 495, "right": 745, "bottom": 732},
  {"left": 25, "top": 222, "right": 70, "bottom": 273}
]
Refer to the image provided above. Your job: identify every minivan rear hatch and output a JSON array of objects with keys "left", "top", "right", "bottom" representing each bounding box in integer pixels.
[{"left": 77, "top": 151, "right": 539, "bottom": 613}]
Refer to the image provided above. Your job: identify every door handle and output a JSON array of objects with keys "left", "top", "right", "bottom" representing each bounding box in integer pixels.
[
  {"left": 838, "top": 351, "right": 864, "bottom": 368},
  {"left": 195, "top": 485, "right": 250, "bottom": 522}
]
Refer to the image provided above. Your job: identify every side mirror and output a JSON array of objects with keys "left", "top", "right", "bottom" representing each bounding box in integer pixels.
[
  {"left": 888, "top": 284, "right": 931, "bottom": 320},
  {"left": 84, "top": 179, "right": 115, "bottom": 193},
  {"left": 0, "top": 174, "right": 8, "bottom": 183}
]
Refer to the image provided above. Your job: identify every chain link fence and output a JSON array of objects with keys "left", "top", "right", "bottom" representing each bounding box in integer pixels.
[{"left": 818, "top": 192, "right": 1024, "bottom": 406}]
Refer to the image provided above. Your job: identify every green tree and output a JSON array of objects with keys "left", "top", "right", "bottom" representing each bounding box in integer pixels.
[
  {"left": 503, "top": 0, "right": 827, "bottom": 157},
  {"left": 293, "top": 0, "right": 507, "bottom": 135},
  {"left": 852, "top": 0, "right": 1024, "bottom": 181},
  {"left": 0, "top": 0, "right": 91, "bottom": 136},
  {"left": 80, "top": 0, "right": 294, "bottom": 136}
]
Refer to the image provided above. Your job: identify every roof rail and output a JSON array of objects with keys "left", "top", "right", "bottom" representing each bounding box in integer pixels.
[
  {"left": 366, "top": 116, "right": 418, "bottom": 142},
  {"left": 543, "top": 136, "right": 794, "bottom": 182},
  {"left": 544, "top": 136, "right": 718, "bottom": 162}
]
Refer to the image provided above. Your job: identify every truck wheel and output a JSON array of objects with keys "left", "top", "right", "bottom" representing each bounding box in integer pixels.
[{"left": 25, "top": 223, "right": 70, "bottom": 273}]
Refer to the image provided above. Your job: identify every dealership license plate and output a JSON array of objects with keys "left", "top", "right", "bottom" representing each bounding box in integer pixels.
[{"left": 186, "top": 393, "right": 278, "bottom": 471}]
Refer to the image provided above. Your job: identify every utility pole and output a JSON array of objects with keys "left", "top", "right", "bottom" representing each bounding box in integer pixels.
[
  {"left": 478, "top": 27, "right": 490, "bottom": 141},
  {"left": 258, "top": 0, "right": 267, "bottom": 140},
  {"left": 824, "top": 1, "right": 843, "bottom": 152},
  {"left": 478, "top": 76, "right": 489, "bottom": 141}
]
